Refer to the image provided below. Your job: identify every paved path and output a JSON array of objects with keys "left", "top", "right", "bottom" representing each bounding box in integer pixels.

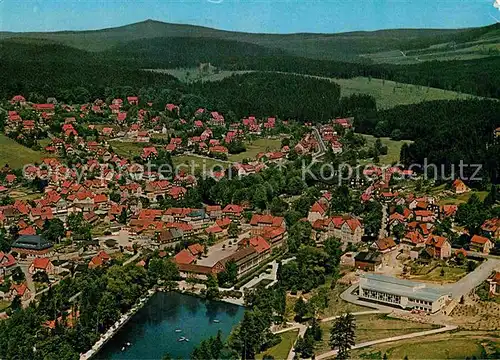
[
  {"left": 315, "top": 324, "right": 458, "bottom": 360},
  {"left": 379, "top": 204, "right": 388, "bottom": 239},
  {"left": 311, "top": 126, "right": 326, "bottom": 158},
  {"left": 123, "top": 252, "right": 141, "bottom": 266},
  {"left": 240, "top": 260, "right": 279, "bottom": 290},
  {"left": 444, "top": 258, "right": 500, "bottom": 299},
  {"left": 320, "top": 310, "right": 383, "bottom": 323}
]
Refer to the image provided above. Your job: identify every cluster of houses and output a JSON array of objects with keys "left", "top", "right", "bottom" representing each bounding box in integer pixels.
[{"left": 169, "top": 212, "right": 287, "bottom": 280}]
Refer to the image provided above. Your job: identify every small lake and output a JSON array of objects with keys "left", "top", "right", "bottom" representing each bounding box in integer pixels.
[{"left": 96, "top": 292, "right": 245, "bottom": 360}]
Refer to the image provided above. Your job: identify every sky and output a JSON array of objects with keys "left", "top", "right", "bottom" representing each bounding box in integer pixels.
[{"left": 0, "top": 0, "right": 498, "bottom": 33}]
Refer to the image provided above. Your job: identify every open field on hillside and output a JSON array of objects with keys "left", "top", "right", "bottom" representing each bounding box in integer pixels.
[
  {"left": 316, "top": 314, "right": 438, "bottom": 354},
  {"left": 228, "top": 138, "right": 282, "bottom": 162},
  {"left": 359, "top": 134, "right": 412, "bottom": 165},
  {"left": 148, "top": 68, "right": 249, "bottom": 83},
  {"left": 257, "top": 329, "right": 298, "bottom": 360},
  {"left": 158, "top": 68, "right": 474, "bottom": 109},
  {"left": 363, "top": 37, "right": 500, "bottom": 64},
  {"left": 350, "top": 330, "right": 500, "bottom": 360},
  {"left": 438, "top": 190, "right": 489, "bottom": 205},
  {"left": 334, "top": 77, "right": 478, "bottom": 109},
  {"left": 0, "top": 134, "right": 47, "bottom": 169}
]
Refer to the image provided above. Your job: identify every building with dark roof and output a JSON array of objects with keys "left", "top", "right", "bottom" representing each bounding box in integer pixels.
[
  {"left": 354, "top": 251, "right": 382, "bottom": 272},
  {"left": 11, "top": 235, "right": 53, "bottom": 256}
]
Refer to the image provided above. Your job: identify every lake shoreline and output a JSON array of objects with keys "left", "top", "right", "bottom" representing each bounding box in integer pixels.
[
  {"left": 80, "top": 288, "right": 156, "bottom": 360},
  {"left": 89, "top": 289, "right": 245, "bottom": 360}
]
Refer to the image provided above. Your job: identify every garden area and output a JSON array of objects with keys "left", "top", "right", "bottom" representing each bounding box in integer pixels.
[{"left": 404, "top": 259, "right": 475, "bottom": 284}]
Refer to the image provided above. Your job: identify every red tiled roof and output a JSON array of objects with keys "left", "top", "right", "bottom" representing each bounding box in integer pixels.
[
  {"left": 247, "top": 236, "right": 270, "bottom": 253},
  {"left": 188, "top": 243, "right": 204, "bottom": 256},
  {"left": 310, "top": 201, "right": 327, "bottom": 215},
  {"left": 174, "top": 249, "right": 196, "bottom": 265},
  {"left": 32, "top": 257, "right": 51, "bottom": 270},
  {"left": 471, "top": 235, "right": 491, "bottom": 245},
  {"left": 223, "top": 204, "right": 243, "bottom": 214},
  {"left": 426, "top": 235, "right": 448, "bottom": 248},
  {"left": 0, "top": 252, "right": 16, "bottom": 268}
]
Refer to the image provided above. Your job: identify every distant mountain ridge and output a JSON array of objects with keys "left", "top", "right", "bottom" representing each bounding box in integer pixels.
[{"left": 1, "top": 19, "right": 499, "bottom": 62}]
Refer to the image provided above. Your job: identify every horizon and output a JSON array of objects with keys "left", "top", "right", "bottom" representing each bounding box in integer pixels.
[{"left": 0, "top": 0, "right": 498, "bottom": 34}]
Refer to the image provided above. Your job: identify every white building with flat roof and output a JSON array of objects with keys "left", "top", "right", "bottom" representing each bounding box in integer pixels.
[{"left": 358, "top": 273, "right": 450, "bottom": 314}]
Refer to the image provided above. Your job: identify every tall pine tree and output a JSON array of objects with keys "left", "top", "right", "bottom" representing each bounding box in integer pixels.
[{"left": 329, "top": 313, "right": 356, "bottom": 360}]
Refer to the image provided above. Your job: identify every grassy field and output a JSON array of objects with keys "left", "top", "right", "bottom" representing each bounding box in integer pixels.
[
  {"left": 257, "top": 329, "right": 298, "bottom": 360},
  {"left": 0, "top": 134, "right": 47, "bottom": 169},
  {"left": 109, "top": 140, "right": 145, "bottom": 158},
  {"left": 350, "top": 330, "right": 500, "bottom": 360},
  {"left": 316, "top": 314, "right": 437, "bottom": 354},
  {"left": 333, "top": 77, "right": 477, "bottom": 109},
  {"left": 359, "top": 134, "right": 412, "bottom": 165},
  {"left": 227, "top": 138, "right": 282, "bottom": 162},
  {"left": 438, "top": 190, "right": 489, "bottom": 205},
  {"left": 173, "top": 155, "right": 228, "bottom": 172},
  {"left": 0, "top": 300, "right": 10, "bottom": 312},
  {"left": 285, "top": 282, "right": 369, "bottom": 322}
]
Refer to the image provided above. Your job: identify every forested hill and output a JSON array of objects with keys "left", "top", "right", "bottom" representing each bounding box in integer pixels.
[
  {"left": 101, "top": 37, "right": 287, "bottom": 68},
  {"left": 355, "top": 99, "right": 500, "bottom": 182},
  {"left": 1, "top": 19, "right": 499, "bottom": 62},
  {"left": 188, "top": 72, "right": 342, "bottom": 121}
]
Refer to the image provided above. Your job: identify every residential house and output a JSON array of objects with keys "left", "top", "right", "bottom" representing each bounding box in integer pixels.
[
  {"left": 482, "top": 218, "right": 500, "bottom": 240},
  {"left": 307, "top": 201, "right": 328, "bottom": 223},
  {"left": 156, "top": 228, "right": 184, "bottom": 244},
  {"left": 28, "top": 257, "right": 55, "bottom": 275},
  {"left": 452, "top": 179, "right": 470, "bottom": 194},
  {"left": 222, "top": 204, "right": 244, "bottom": 220},
  {"left": 425, "top": 235, "right": 451, "bottom": 259},
  {"left": 401, "top": 231, "right": 426, "bottom": 249},
  {"left": 249, "top": 214, "right": 286, "bottom": 235},
  {"left": 205, "top": 205, "right": 222, "bottom": 220},
  {"left": 488, "top": 272, "right": 500, "bottom": 295},
  {"left": 470, "top": 235, "right": 494, "bottom": 254},
  {"left": 88, "top": 251, "right": 111, "bottom": 269},
  {"left": 262, "top": 226, "right": 288, "bottom": 249},
  {"left": 137, "top": 131, "right": 150, "bottom": 143},
  {"left": 0, "top": 252, "right": 16, "bottom": 274},
  {"left": 10, "top": 283, "right": 31, "bottom": 301},
  {"left": 371, "top": 237, "right": 397, "bottom": 254},
  {"left": 205, "top": 225, "right": 225, "bottom": 239}
]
